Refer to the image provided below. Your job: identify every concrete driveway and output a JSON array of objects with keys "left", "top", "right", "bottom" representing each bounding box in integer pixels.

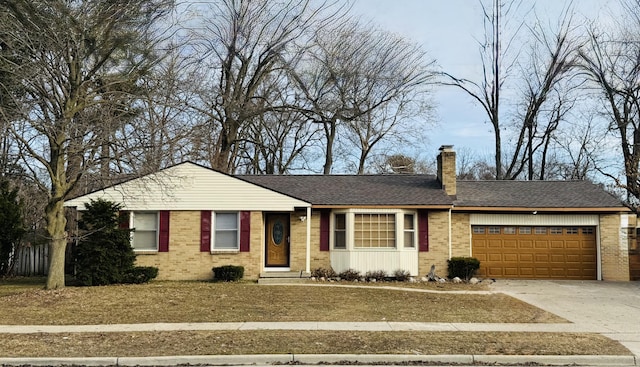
[{"left": 490, "top": 279, "right": 640, "bottom": 357}]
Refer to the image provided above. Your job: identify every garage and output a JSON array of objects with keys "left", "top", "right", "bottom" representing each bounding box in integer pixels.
[{"left": 472, "top": 225, "right": 597, "bottom": 280}]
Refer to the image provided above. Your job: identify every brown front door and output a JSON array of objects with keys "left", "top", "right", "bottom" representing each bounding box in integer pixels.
[{"left": 265, "top": 213, "right": 290, "bottom": 267}]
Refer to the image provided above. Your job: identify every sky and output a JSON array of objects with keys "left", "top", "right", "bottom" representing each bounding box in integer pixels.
[{"left": 350, "top": 0, "right": 621, "bottom": 160}]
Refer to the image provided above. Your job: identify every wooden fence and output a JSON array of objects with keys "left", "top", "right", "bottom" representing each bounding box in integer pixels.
[{"left": 13, "top": 243, "right": 49, "bottom": 276}]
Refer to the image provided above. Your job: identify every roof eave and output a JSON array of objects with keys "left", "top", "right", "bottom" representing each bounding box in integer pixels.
[
  {"left": 312, "top": 204, "right": 453, "bottom": 209},
  {"left": 452, "top": 206, "right": 630, "bottom": 213}
]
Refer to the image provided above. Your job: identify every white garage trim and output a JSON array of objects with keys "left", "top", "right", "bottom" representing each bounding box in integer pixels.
[{"left": 469, "top": 214, "right": 599, "bottom": 226}]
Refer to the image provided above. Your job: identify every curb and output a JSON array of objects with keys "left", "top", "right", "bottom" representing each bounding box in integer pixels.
[{"left": 0, "top": 354, "right": 636, "bottom": 366}]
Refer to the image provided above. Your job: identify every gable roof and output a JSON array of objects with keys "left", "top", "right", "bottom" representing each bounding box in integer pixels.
[
  {"left": 239, "top": 174, "right": 453, "bottom": 208},
  {"left": 455, "top": 180, "right": 626, "bottom": 211},
  {"left": 65, "top": 162, "right": 310, "bottom": 211}
]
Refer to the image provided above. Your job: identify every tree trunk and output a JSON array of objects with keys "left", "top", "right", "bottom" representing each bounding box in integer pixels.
[
  {"left": 45, "top": 198, "right": 67, "bottom": 289},
  {"left": 323, "top": 119, "right": 337, "bottom": 174}
]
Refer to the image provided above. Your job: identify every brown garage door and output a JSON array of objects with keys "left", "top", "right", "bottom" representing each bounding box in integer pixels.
[{"left": 472, "top": 226, "right": 597, "bottom": 280}]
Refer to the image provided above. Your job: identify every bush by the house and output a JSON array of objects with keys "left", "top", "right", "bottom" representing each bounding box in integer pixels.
[
  {"left": 74, "top": 199, "right": 154, "bottom": 286},
  {"left": 311, "top": 267, "right": 337, "bottom": 279},
  {"left": 338, "top": 268, "right": 361, "bottom": 281},
  {"left": 122, "top": 266, "right": 159, "bottom": 284},
  {"left": 447, "top": 257, "right": 480, "bottom": 281},
  {"left": 393, "top": 269, "right": 411, "bottom": 281},
  {"left": 212, "top": 265, "right": 244, "bottom": 282},
  {"left": 365, "top": 270, "right": 387, "bottom": 282}
]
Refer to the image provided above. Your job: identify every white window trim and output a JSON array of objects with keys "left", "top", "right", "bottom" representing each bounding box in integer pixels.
[
  {"left": 130, "top": 211, "right": 159, "bottom": 253},
  {"left": 210, "top": 211, "right": 240, "bottom": 252},
  {"left": 330, "top": 209, "right": 417, "bottom": 251}
]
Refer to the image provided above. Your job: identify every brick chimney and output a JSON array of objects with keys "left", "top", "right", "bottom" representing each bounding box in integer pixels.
[{"left": 437, "top": 145, "right": 456, "bottom": 197}]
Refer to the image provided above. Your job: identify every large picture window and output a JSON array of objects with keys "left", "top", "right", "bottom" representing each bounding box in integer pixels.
[
  {"left": 354, "top": 213, "right": 396, "bottom": 248},
  {"left": 214, "top": 212, "right": 239, "bottom": 250},
  {"left": 132, "top": 212, "right": 158, "bottom": 251}
]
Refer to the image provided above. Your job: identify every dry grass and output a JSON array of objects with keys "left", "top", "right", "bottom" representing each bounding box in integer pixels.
[
  {"left": 0, "top": 331, "right": 630, "bottom": 357},
  {"left": 0, "top": 279, "right": 564, "bottom": 325},
  {"left": 0, "top": 278, "right": 631, "bottom": 357}
]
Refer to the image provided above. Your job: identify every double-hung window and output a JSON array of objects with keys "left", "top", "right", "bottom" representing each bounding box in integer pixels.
[
  {"left": 334, "top": 213, "right": 346, "bottom": 249},
  {"left": 131, "top": 211, "right": 158, "bottom": 251},
  {"left": 403, "top": 214, "right": 415, "bottom": 248},
  {"left": 214, "top": 212, "right": 239, "bottom": 250}
]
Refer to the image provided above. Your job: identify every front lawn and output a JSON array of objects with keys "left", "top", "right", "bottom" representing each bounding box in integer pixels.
[{"left": 0, "top": 279, "right": 563, "bottom": 324}]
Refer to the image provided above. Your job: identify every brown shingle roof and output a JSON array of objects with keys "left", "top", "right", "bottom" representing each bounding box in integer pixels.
[
  {"left": 455, "top": 180, "right": 625, "bottom": 208},
  {"left": 239, "top": 174, "right": 453, "bottom": 206}
]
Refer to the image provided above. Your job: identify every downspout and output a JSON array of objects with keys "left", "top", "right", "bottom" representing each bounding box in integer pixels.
[
  {"left": 306, "top": 206, "right": 311, "bottom": 274},
  {"left": 448, "top": 208, "right": 452, "bottom": 259}
]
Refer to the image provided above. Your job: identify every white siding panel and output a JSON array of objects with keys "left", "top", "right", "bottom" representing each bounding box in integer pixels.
[
  {"left": 469, "top": 213, "right": 599, "bottom": 226},
  {"left": 331, "top": 250, "right": 418, "bottom": 276},
  {"left": 66, "top": 162, "right": 310, "bottom": 211}
]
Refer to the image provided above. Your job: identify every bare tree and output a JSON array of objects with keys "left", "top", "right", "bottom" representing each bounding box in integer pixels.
[
  {"left": 185, "top": 0, "right": 342, "bottom": 173},
  {"left": 295, "top": 21, "right": 434, "bottom": 174},
  {"left": 579, "top": 0, "right": 640, "bottom": 210},
  {"left": 503, "top": 9, "right": 581, "bottom": 180},
  {"left": 0, "top": 0, "right": 174, "bottom": 289},
  {"left": 441, "top": 0, "right": 527, "bottom": 179},
  {"left": 442, "top": 1, "right": 581, "bottom": 181},
  {"left": 292, "top": 20, "right": 435, "bottom": 174}
]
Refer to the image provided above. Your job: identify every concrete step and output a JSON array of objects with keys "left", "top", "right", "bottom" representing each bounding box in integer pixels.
[
  {"left": 258, "top": 271, "right": 312, "bottom": 284},
  {"left": 259, "top": 271, "right": 311, "bottom": 279},
  {"left": 257, "top": 277, "right": 312, "bottom": 284}
]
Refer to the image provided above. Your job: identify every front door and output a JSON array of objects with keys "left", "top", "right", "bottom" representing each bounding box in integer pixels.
[{"left": 265, "top": 213, "right": 290, "bottom": 267}]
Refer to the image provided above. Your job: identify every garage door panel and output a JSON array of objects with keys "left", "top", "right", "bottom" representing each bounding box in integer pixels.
[
  {"left": 565, "top": 240, "right": 580, "bottom": 249},
  {"left": 519, "top": 240, "right": 533, "bottom": 249},
  {"left": 550, "top": 241, "right": 564, "bottom": 249},
  {"left": 550, "top": 254, "right": 565, "bottom": 263},
  {"left": 519, "top": 253, "right": 534, "bottom": 262},
  {"left": 535, "top": 241, "right": 549, "bottom": 249},
  {"left": 473, "top": 225, "right": 596, "bottom": 280},
  {"left": 488, "top": 240, "right": 503, "bottom": 248},
  {"left": 535, "top": 253, "right": 549, "bottom": 262},
  {"left": 488, "top": 253, "right": 502, "bottom": 261}
]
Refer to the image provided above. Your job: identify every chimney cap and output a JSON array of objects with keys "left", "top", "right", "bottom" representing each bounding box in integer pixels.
[{"left": 439, "top": 145, "right": 454, "bottom": 152}]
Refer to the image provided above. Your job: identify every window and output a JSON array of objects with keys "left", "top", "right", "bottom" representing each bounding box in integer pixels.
[
  {"left": 566, "top": 227, "right": 579, "bottom": 234},
  {"left": 214, "top": 212, "right": 239, "bottom": 250},
  {"left": 550, "top": 227, "right": 563, "bottom": 234},
  {"left": 503, "top": 227, "right": 516, "bottom": 234},
  {"left": 519, "top": 227, "right": 531, "bottom": 234},
  {"left": 334, "top": 213, "right": 346, "bottom": 249},
  {"left": 488, "top": 227, "right": 501, "bottom": 234},
  {"left": 132, "top": 212, "right": 158, "bottom": 251},
  {"left": 404, "top": 214, "right": 415, "bottom": 248},
  {"left": 472, "top": 226, "right": 485, "bottom": 234},
  {"left": 535, "top": 227, "right": 547, "bottom": 235},
  {"left": 354, "top": 213, "right": 396, "bottom": 248},
  {"left": 582, "top": 227, "right": 594, "bottom": 235}
]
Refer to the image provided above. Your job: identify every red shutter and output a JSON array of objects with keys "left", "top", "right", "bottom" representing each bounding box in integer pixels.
[
  {"left": 240, "top": 211, "right": 251, "bottom": 252},
  {"left": 159, "top": 211, "right": 170, "bottom": 252},
  {"left": 200, "top": 210, "right": 211, "bottom": 252},
  {"left": 118, "top": 211, "right": 130, "bottom": 229},
  {"left": 320, "top": 210, "right": 330, "bottom": 251},
  {"left": 418, "top": 210, "right": 429, "bottom": 252}
]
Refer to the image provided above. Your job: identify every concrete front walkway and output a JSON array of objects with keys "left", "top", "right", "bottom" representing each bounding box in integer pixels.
[{"left": 490, "top": 280, "right": 640, "bottom": 358}]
